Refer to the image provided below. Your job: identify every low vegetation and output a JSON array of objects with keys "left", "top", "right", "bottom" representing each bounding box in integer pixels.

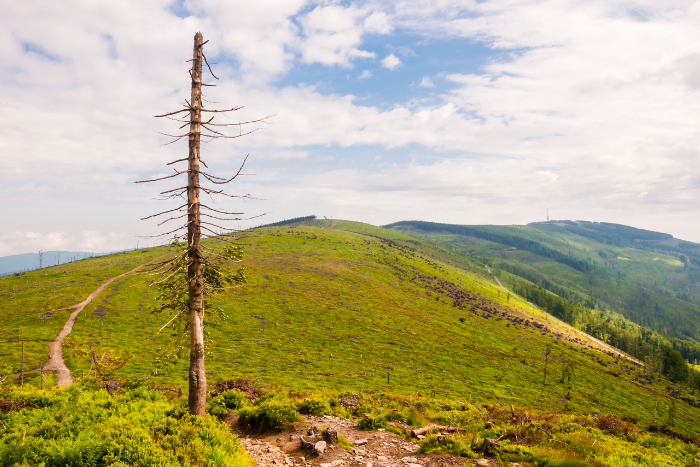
[
  {"left": 237, "top": 392, "right": 302, "bottom": 432},
  {"left": 0, "top": 384, "right": 252, "bottom": 467},
  {"left": 8, "top": 381, "right": 693, "bottom": 466}
]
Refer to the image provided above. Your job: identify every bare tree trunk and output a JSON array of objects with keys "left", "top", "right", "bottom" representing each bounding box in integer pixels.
[
  {"left": 187, "top": 32, "right": 207, "bottom": 416},
  {"left": 146, "top": 31, "right": 267, "bottom": 415}
]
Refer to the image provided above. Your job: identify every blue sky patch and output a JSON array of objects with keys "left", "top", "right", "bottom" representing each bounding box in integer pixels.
[
  {"left": 23, "top": 42, "right": 60, "bottom": 62},
  {"left": 274, "top": 30, "right": 499, "bottom": 110}
]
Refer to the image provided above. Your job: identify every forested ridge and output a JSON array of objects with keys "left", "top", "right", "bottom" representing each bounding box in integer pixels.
[
  {"left": 507, "top": 278, "right": 700, "bottom": 388},
  {"left": 386, "top": 221, "right": 595, "bottom": 272},
  {"left": 386, "top": 220, "right": 700, "bottom": 390}
]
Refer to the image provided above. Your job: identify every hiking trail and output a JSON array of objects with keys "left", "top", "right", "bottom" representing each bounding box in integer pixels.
[{"left": 43, "top": 256, "right": 165, "bottom": 387}]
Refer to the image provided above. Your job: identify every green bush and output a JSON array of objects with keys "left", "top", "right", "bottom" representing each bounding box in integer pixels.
[
  {"left": 0, "top": 385, "right": 253, "bottom": 467},
  {"left": 497, "top": 443, "right": 536, "bottom": 462},
  {"left": 297, "top": 395, "right": 331, "bottom": 416},
  {"left": 253, "top": 391, "right": 279, "bottom": 405},
  {"left": 384, "top": 410, "right": 403, "bottom": 422},
  {"left": 238, "top": 395, "right": 301, "bottom": 432},
  {"left": 223, "top": 391, "right": 247, "bottom": 408},
  {"left": 331, "top": 405, "right": 350, "bottom": 419},
  {"left": 403, "top": 407, "right": 425, "bottom": 427},
  {"left": 353, "top": 401, "right": 375, "bottom": 416},
  {"left": 417, "top": 434, "right": 477, "bottom": 458},
  {"left": 209, "top": 390, "right": 247, "bottom": 417},
  {"left": 337, "top": 434, "right": 354, "bottom": 451},
  {"left": 357, "top": 414, "right": 388, "bottom": 431}
]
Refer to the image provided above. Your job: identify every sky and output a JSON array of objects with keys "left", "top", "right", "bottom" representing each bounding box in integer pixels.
[{"left": 1, "top": 0, "right": 700, "bottom": 255}]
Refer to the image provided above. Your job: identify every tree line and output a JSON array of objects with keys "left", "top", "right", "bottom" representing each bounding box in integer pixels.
[{"left": 510, "top": 278, "right": 700, "bottom": 389}]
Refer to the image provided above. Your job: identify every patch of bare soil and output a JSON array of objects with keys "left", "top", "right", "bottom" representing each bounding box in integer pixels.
[
  {"left": 212, "top": 378, "right": 261, "bottom": 400},
  {"left": 230, "top": 415, "right": 489, "bottom": 467}
]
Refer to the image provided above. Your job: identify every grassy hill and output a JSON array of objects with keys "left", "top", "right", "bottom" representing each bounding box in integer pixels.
[
  {"left": 0, "top": 248, "right": 168, "bottom": 387},
  {"left": 3, "top": 219, "right": 700, "bottom": 444},
  {"left": 385, "top": 221, "right": 700, "bottom": 362}
]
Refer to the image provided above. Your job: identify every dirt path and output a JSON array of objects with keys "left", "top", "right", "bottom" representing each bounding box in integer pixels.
[
  {"left": 43, "top": 256, "right": 165, "bottom": 387},
  {"left": 232, "top": 415, "right": 471, "bottom": 467},
  {"left": 489, "top": 273, "right": 642, "bottom": 365}
]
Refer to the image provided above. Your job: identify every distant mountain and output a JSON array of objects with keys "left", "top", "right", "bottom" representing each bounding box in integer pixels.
[{"left": 0, "top": 251, "right": 102, "bottom": 276}]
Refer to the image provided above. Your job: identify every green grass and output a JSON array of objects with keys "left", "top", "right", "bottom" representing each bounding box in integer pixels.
[
  {"left": 0, "top": 248, "right": 168, "bottom": 381},
  {"left": 4, "top": 220, "right": 700, "bottom": 440}
]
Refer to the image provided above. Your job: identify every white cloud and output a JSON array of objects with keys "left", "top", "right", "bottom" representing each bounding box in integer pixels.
[
  {"left": 264, "top": 150, "right": 309, "bottom": 160},
  {"left": 364, "top": 11, "right": 393, "bottom": 34},
  {"left": 80, "top": 231, "right": 127, "bottom": 251},
  {"left": 358, "top": 69, "right": 372, "bottom": 80},
  {"left": 297, "top": 4, "right": 388, "bottom": 67},
  {"left": 419, "top": 76, "right": 434, "bottom": 87},
  {"left": 381, "top": 53, "right": 401, "bottom": 70},
  {"left": 0, "top": 231, "right": 70, "bottom": 256},
  {"left": 184, "top": 0, "right": 307, "bottom": 79},
  {"left": 394, "top": 46, "right": 416, "bottom": 57},
  {"left": 3, "top": 0, "right": 700, "bottom": 254}
]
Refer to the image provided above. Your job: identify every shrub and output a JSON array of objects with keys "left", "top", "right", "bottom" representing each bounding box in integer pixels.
[
  {"left": 357, "top": 414, "right": 388, "bottom": 431},
  {"left": 417, "top": 434, "right": 477, "bottom": 458},
  {"left": 497, "top": 443, "right": 536, "bottom": 462},
  {"left": 297, "top": 395, "right": 331, "bottom": 416},
  {"left": 223, "top": 390, "right": 248, "bottom": 410},
  {"left": 254, "top": 391, "right": 279, "bottom": 405},
  {"left": 238, "top": 396, "right": 301, "bottom": 432},
  {"left": 353, "top": 401, "right": 375, "bottom": 416},
  {"left": 0, "top": 385, "right": 253, "bottom": 467},
  {"left": 404, "top": 407, "right": 426, "bottom": 427},
  {"left": 209, "top": 390, "right": 248, "bottom": 417},
  {"left": 331, "top": 405, "right": 350, "bottom": 419}
]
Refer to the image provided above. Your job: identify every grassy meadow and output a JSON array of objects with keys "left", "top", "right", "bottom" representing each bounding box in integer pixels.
[
  {"left": 3, "top": 220, "right": 700, "bottom": 440},
  {"left": 0, "top": 248, "right": 168, "bottom": 385}
]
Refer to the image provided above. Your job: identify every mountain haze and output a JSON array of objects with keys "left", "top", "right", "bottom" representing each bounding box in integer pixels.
[{"left": 0, "top": 251, "right": 103, "bottom": 276}]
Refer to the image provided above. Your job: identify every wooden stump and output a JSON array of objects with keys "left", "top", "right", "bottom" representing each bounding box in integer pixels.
[{"left": 324, "top": 428, "right": 338, "bottom": 444}]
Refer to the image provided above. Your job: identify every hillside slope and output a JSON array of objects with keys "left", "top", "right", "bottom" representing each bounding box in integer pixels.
[
  {"left": 3, "top": 220, "right": 700, "bottom": 437},
  {"left": 385, "top": 221, "right": 700, "bottom": 355}
]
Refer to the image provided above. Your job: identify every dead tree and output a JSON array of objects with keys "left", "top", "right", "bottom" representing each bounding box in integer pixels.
[{"left": 138, "top": 32, "right": 271, "bottom": 416}]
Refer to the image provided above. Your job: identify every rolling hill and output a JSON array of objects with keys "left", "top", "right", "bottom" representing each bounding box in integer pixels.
[{"left": 3, "top": 219, "right": 700, "bottom": 439}]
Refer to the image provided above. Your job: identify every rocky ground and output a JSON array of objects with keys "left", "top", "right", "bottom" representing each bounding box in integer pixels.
[{"left": 229, "top": 414, "right": 501, "bottom": 467}]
